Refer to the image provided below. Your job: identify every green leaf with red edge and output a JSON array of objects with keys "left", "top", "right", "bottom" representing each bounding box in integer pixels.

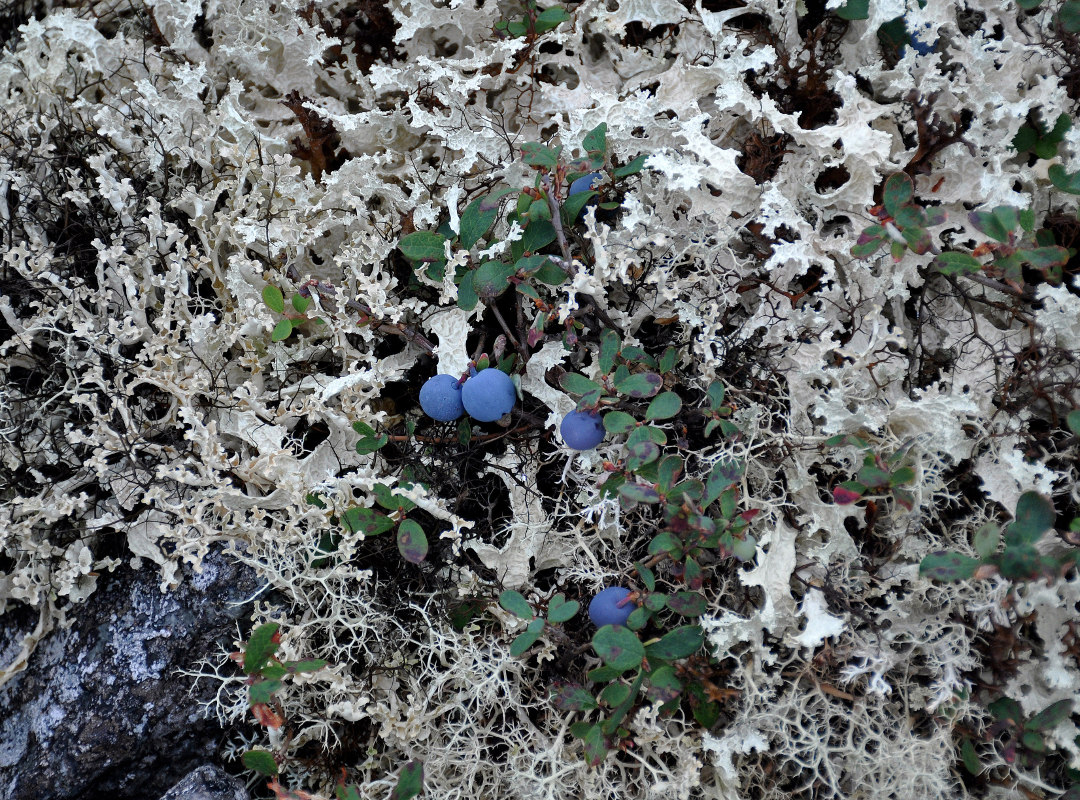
[
  {"left": 667, "top": 591, "right": 707, "bottom": 617},
  {"left": 570, "top": 722, "right": 609, "bottom": 767},
  {"left": 894, "top": 205, "right": 928, "bottom": 228},
  {"left": 646, "top": 664, "right": 683, "bottom": 703},
  {"left": 856, "top": 462, "right": 891, "bottom": 489},
  {"left": 902, "top": 224, "right": 933, "bottom": 254},
  {"left": 390, "top": 760, "right": 424, "bottom": 800},
  {"left": 919, "top": 551, "right": 980, "bottom": 582},
  {"left": 397, "top": 519, "right": 428, "bottom": 563},
  {"left": 935, "top": 251, "right": 982, "bottom": 276},
  {"left": 242, "top": 750, "right": 279, "bottom": 776},
  {"left": 614, "top": 372, "right": 663, "bottom": 399},
  {"left": 552, "top": 684, "right": 599, "bottom": 712},
  {"left": 833, "top": 481, "right": 866, "bottom": 504},
  {"left": 626, "top": 440, "right": 660, "bottom": 471},
  {"left": 969, "top": 209, "right": 1010, "bottom": 242},
  {"left": 883, "top": 173, "right": 914, "bottom": 217},
  {"left": 593, "top": 625, "right": 645, "bottom": 672},
  {"left": 620, "top": 482, "right": 661, "bottom": 504},
  {"left": 244, "top": 623, "right": 280, "bottom": 674},
  {"left": 851, "top": 227, "right": 886, "bottom": 258}
]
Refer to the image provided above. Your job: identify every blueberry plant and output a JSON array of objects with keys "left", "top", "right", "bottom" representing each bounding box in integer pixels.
[{"left": 234, "top": 623, "right": 422, "bottom": 800}]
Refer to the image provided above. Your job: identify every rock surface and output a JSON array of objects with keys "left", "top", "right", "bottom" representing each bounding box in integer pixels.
[
  {"left": 0, "top": 548, "right": 259, "bottom": 800},
  {"left": 158, "top": 765, "right": 250, "bottom": 800}
]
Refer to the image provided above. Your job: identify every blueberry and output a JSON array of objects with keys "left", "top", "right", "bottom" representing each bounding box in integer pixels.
[
  {"left": 569, "top": 172, "right": 603, "bottom": 197},
  {"left": 588, "top": 586, "right": 637, "bottom": 627},
  {"left": 561, "top": 410, "right": 605, "bottom": 450},
  {"left": 461, "top": 368, "right": 517, "bottom": 422},
  {"left": 419, "top": 374, "right": 465, "bottom": 421}
]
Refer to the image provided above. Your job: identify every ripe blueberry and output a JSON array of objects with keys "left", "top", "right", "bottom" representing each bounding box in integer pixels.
[
  {"left": 588, "top": 586, "right": 637, "bottom": 627},
  {"left": 569, "top": 172, "right": 602, "bottom": 197},
  {"left": 561, "top": 410, "right": 605, "bottom": 450},
  {"left": 461, "top": 368, "right": 517, "bottom": 422},
  {"left": 419, "top": 374, "right": 465, "bottom": 421}
]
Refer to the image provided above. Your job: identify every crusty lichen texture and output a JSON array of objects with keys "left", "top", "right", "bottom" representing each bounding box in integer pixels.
[{"left": 2, "top": 0, "right": 1080, "bottom": 797}]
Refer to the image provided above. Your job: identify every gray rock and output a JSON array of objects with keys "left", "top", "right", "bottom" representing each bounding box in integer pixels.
[
  {"left": 158, "top": 765, "right": 249, "bottom": 800},
  {"left": 0, "top": 547, "right": 260, "bottom": 800}
]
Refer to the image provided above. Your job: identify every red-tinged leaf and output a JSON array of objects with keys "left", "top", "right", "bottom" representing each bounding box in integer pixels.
[
  {"left": 396, "top": 519, "right": 428, "bottom": 563},
  {"left": 390, "top": 760, "right": 424, "bottom": 800},
  {"left": 268, "top": 780, "right": 320, "bottom": 800},
  {"left": 882, "top": 173, "right": 914, "bottom": 216},
  {"left": 244, "top": 623, "right": 280, "bottom": 674},
  {"left": 739, "top": 508, "right": 760, "bottom": 523},
  {"left": 552, "top": 684, "right": 599, "bottom": 712},
  {"left": 251, "top": 703, "right": 285, "bottom": 728},
  {"left": 833, "top": 482, "right": 865, "bottom": 504},
  {"left": 969, "top": 210, "right": 1011, "bottom": 242}
]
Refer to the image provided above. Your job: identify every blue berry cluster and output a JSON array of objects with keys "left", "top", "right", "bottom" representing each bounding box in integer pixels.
[{"left": 419, "top": 368, "right": 517, "bottom": 423}]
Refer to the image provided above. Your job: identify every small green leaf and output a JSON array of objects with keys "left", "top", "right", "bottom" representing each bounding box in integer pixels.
[
  {"left": 645, "top": 391, "right": 682, "bottom": 420},
  {"left": 459, "top": 188, "right": 515, "bottom": 249},
  {"left": 262, "top": 286, "right": 285, "bottom": 314},
  {"left": 473, "top": 260, "right": 516, "bottom": 299},
  {"left": 619, "top": 482, "right": 661, "bottom": 504},
  {"left": 1006, "top": 491, "right": 1055, "bottom": 547},
  {"left": 521, "top": 219, "right": 557, "bottom": 252},
  {"left": 271, "top": 319, "right": 294, "bottom": 342},
  {"left": 583, "top": 122, "right": 607, "bottom": 154},
  {"left": 573, "top": 722, "right": 609, "bottom": 767},
  {"left": 399, "top": 230, "right": 448, "bottom": 262},
  {"left": 658, "top": 346, "right": 678, "bottom": 374},
  {"left": 1060, "top": 0, "right": 1080, "bottom": 33},
  {"left": 961, "top": 738, "right": 981, "bottom": 775},
  {"left": 457, "top": 269, "right": 478, "bottom": 311},
  {"left": 613, "top": 154, "right": 648, "bottom": 177},
  {"left": 836, "top": 0, "right": 869, "bottom": 19},
  {"left": 600, "top": 681, "right": 632, "bottom": 708},
  {"left": 249, "top": 679, "right": 281, "bottom": 704},
  {"left": 625, "top": 440, "right": 660, "bottom": 471},
  {"left": 499, "top": 590, "right": 534, "bottom": 620},
  {"left": 646, "top": 664, "right": 684, "bottom": 703},
  {"left": 973, "top": 523, "right": 1000, "bottom": 560},
  {"left": 242, "top": 749, "right": 279, "bottom": 776},
  {"left": 244, "top": 623, "right": 280, "bottom": 674},
  {"left": 352, "top": 421, "right": 376, "bottom": 437},
  {"left": 355, "top": 434, "right": 388, "bottom": 455},
  {"left": 919, "top": 551, "right": 980, "bottom": 582},
  {"left": 510, "top": 618, "right": 546, "bottom": 656},
  {"left": 635, "top": 562, "right": 656, "bottom": 591},
  {"left": 1067, "top": 409, "right": 1080, "bottom": 436},
  {"left": 593, "top": 625, "right": 645, "bottom": 672},
  {"left": 521, "top": 141, "right": 560, "bottom": 169},
  {"left": 286, "top": 659, "right": 327, "bottom": 673},
  {"left": 934, "top": 251, "right": 982, "bottom": 276},
  {"left": 1049, "top": 164, "right": 1080, "bottom": 194},
  {"left": 547, "top": 594, "right": 580, "bottom": 624},
  {"left": 599, "top": 329, "right": 621, "bottom": 374},
  {"left": 614, "top": 372, "right": 662, "bottom": 399},
  {"left": 340, "top": 507, "right": 396, "bottom": 536},
  {"left": 390, "top": 760, "right": 424, "bottom": 800},
  {"left": 603, "top": 411, "right": 637, "bottom": 434},
  {"left": 561, "top": 372, "right": 604, "bottom": 396},
  {"left": 882, "top": 173, "right": 914, "bottom": 217},
  {"left": 645, "top": 625, "right": 704, "bottom": 661},
  {"left": 552, "top": 684, "right": 599, "bottom": 712},
  {"left": 1027, "top": 699, "right": 1073, "bottom": 730},
  {"left": 667, "top": 591, "right": 707, "bottom": 617},
  {"left": 1021, "top": 730, "right": 1046, "bottom": 752},
  {"left": 704, "top": 459, "right": 743, "bottom": 508},
  {"left": 648, "top": 531, "right": 683, "bottom": 560},
  {"left": 397, "top": 519, "right": 428, "bottom": 563},
  {"left": 291, "top": 294, "right": 310, "bottom": 314}
]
